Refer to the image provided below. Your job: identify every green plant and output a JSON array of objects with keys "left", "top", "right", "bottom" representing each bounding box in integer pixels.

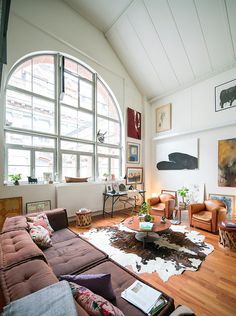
[
  {"left": 177, "top": 186, "right": 189, "bottom": 203},
  {"left": 9, "top": 173, "right": 22, "bottom": 183},
  {"left": 139, "top": 202, "right": 151, "bottom": 215}
]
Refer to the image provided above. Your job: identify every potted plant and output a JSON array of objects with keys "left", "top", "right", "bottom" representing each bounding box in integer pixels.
[
  {"left": 139, "top": 202, "right": 153, "bottom": 222},
  {"left": 9, "top": 173, "right": 22, "bottom": 185},
  {"left": 177, "top": 186, "right": 189, "bottom": 208}
]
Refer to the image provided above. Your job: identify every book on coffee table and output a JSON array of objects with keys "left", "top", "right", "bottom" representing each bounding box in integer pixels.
[
  {"left": 121, "top": 280, "right": 166, "bottom": 315},
  {"left": 139, "top": 222, "right": 153, "bottom": 231}
]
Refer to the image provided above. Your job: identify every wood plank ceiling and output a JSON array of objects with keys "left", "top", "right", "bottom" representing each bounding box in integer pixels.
[{"left": 64, "top": 0, "right": 236, "bottom": 102}]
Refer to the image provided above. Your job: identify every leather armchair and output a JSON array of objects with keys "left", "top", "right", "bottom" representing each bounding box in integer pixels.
[
  {"left": 147, "top": 193, "right": 176, "bottom": 219},
  {"left": 188, "top": 199, "right": 227, "bottom": 233}
]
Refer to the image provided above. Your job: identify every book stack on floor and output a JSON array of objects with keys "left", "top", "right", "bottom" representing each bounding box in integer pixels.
[{"left": 121, "top": 280, "right": 167, "bottom": 315}]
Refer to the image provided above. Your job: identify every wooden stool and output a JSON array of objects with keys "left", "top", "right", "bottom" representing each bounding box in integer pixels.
[
  {"left": 219, "top": 221, "right": 236, "bottom": 251},
  {"left": 76, "top": 209, "right": 92, "bottom": 228}
]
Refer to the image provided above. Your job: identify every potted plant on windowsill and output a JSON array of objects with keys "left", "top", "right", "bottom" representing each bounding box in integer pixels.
[
  {"left": 9, "top": 174, "right": 22, "bottom": 185},
  {"left": 177, "top": 186, "right": 189, "bottom": 209}
]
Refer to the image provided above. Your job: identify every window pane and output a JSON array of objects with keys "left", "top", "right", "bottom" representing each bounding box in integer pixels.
[
  {"left": 97, "top": 117, "right": 120, "bottom": 145},
  {"left": 97, "top": 146, "right": 119, "bottom": 156},
  {"left": 33, "top": 97, "right": 55, "bottom": 133},
  {"left": 61, "top": 140, "right": 93, "bottom": 152},
  {"left": 78, "top": 64, "right": 93, "bottom": 81},
  {"left": 111, "top": 158, "right": 119, "bottom": 179},
  {"left": 8, "top": 149, "right": 30, "bottom": 181},
  {"left": 33, "top": 136, "right": 55, "bottom": 148},
  {"left": 97, "top": 80, "right": 119, "bottom": 120},
  {"left": 78, "top": 111, "right": 93, "bottom": 140},
  {"left": 6, "top": 132, "right": 31, "bottom": 146},
  {"left": 80, "top": 80, "right": 92, "bottom": 110},
  {"left": 8, "top": 59, "right": 32, "bottom": 91},
  {"left": 35, "top": 151, "right": 54, "bottom": 181},
  {"left": 63, "top": 72, "right": 78, "bottom": 107},
  {"left": 98, "top": 157, "right": 109, "bottom": 178},
  {"left": 65, "top": 58, "right": 78, "bottom": 76},
  {"left": 80, "top": 155, "right": 92, "bottom": 177},
  {"left": 62, "top": 153, "right": 77, "bottom": 179},
  {"left": 33, "top": 55, "right": 54, "bottom": 98}
]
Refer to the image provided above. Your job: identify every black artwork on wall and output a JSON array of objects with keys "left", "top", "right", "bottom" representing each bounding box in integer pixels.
[{"left": 156, "top": 152, "right": 198, "bottom": 170}]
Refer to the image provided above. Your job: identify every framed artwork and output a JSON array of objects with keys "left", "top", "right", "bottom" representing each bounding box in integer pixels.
[
  {"left": 127, "top": 107, "right": 141, "bottom": 140},
  {"left": 156, "top": 103, "right": 171, "bottom": 133},
  {"left": 126, "top": 167, "right": 143, "bottom": 185},
  {"left": 127, "top": 142, "right": 140, "bottom": 164},
  {"left": 112, "top": 182, "right": 119, "bottom": 193},
  {"left": 26, "top": 200, "right": 51, "bottom": 214},
  {"left": 218, "top": 138, "right": 236, "bottom": 187},
  {"left": 208, "top": 193, "right": 235, "bottom": 217},
  {"left": 106, "top": 184, "right": 113, "bottom": 193},
  {"left": 215, "top": 79, "right": 236, "bottom": 112}
]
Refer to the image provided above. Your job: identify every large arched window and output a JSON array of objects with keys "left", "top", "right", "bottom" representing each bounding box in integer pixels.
[{"left": 4, "top": 53, "right": 122, "bottom": 183}]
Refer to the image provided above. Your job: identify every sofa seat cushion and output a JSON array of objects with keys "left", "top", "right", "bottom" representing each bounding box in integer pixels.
[
  {"left": 0, "top": 259, "right": 58, "bottom": 304},
  {"left": 43, "top": 237, "right": 107, "bottom": 277},
  {"left": 0, "top": 230, "right": 46, "bottom": 270},
  {"left": 192, "top": 211, "right": 212, "bottom": 222},
  {"left": 50, "top": 228, "right": 77, "bottom": 244},
  {"left": 1, "top": 216, "right": 28, "bottom": 234},
  {"left": 80, "top": 261, "right": 174, "bottom": 316}
]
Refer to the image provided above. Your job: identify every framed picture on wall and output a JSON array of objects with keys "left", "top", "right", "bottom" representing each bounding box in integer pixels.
[
  {"left": 208, "top": 193, "right": 235, "bottom": 217},
  {"left": 26, "top": 200, "right": 51, "bottom": 214},
  {"left": 127, "top": 107, "right": 141, "bottom": 140},
  {"left": 127, "top": 142, "right": 140, "bottom": 164},
  {"left": 126, "top": 167, "right": 143, "bottom": 185},
  {"left": 156, "top": 103, "right": 171, "bottom": 133},
  {"left": 215, "top": 78, "right": 236, "bottom": 112}
]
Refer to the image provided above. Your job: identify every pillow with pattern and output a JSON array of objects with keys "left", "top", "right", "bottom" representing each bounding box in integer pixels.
[
  {"left": 29, "top": 225, "right": 52, "bottom": 249},
  {"left": 27, "top": 213, "right": 54, "bottom": 235},
  {"left": 69, "top": 282, "right": 124, "bottom": 316}
]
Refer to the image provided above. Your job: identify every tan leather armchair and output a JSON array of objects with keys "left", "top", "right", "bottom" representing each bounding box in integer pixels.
[
  {"left": 188, "top": 199, "right": 227, "bottom": 233},
  {"left": 147, "top": 193, "right": 176, "bottom": 219}
]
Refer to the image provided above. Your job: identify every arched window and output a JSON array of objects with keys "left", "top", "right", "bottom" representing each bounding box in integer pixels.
[{"left": 4, "top": 53, "right": 122, "bottom": 183}]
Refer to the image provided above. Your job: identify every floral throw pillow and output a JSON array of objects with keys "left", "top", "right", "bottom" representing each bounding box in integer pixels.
[
  {"left": 69, "top": 282, "right": 124, "bottom": 316},
  {"left": 27, "top": 213, "right": 54, "bottom": 235},
  {"left": 29, "top": 225, "right": 52, "bottom": 249}
]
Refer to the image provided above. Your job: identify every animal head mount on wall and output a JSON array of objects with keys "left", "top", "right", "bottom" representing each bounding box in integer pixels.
[{"left": 97, "top": 130, "right": 107, "bottom": 143}]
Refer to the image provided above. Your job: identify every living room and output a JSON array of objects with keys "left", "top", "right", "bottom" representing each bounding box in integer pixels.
[{"left": 0, "top": 0, "right": 236, "bottom": 315}]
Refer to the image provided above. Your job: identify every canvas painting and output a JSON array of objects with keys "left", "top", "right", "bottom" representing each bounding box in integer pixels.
[
  {"left": 127, "top": 107, "right": 141, "bottom": 140},
  {"left": 215, "top": 79, "right": 236, "bottom": 112},
  {"left": 156, "top": 139, "right": 198, "bottom": 170},
  {"left": 218, "top": 138, "right": 236, "bottom": 187},
  {"left": 208, "top": 193, "right": 235, "bottom": 217},
  {"left": 156, "top": 103, "right": 171, "bottom": 133}
]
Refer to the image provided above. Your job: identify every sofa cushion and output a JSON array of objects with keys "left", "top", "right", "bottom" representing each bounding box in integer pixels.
[
  {"left": 43, "top": 237, "right": 107, "bottom": 277},
  {"left": 29, "top": 225, "right": 52, "bottom": 249},
  {"left": 0, "top": 230, "right": 46, "bottom": 270},
  {"left": 50, "top": 228, "right": 77, "bottom": 244},
  {"left": 1, "top": 216, "right": 28, "bottom": 234},
  {"left": 60, "top": 273, "right": 116, "bottom": 301},
  {"left": 69, "top": 282, "right": 124, "bottom": 316},
  {"left": 0, "top": 259, "right": 58, "bottom": 304},
  {"left": 80, "top": 261, "right": 175, "bottom": 316}
]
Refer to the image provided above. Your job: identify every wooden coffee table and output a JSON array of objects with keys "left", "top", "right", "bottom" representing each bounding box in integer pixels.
[{"left": 123, "top": 215, "right": 171, "bottom": 248}]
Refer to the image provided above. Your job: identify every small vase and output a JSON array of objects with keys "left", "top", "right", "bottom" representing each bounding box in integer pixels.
[{"left": 14, "top": 180, "right": 19, "bottom": 185}]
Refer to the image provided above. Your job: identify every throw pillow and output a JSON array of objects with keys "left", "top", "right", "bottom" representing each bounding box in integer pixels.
[
  {"left": 29, "top": 225, "right": 52, "bottom": 249},
  {"left": 69, "top": 282, "right": 124, "bottom": 316},
  {"left": 60, "top": 274, "right": 115, "bottom": 301},
  {"left": 27, "top": 213, "right": 54, "bottom": 235},
  {"left": 28, "top": 218, "right": 53, "bottom": 236}
]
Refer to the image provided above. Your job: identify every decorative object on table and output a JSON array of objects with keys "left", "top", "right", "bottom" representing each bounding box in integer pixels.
[
  {"left": 43, "top": 172, "right": 53, "bottom": 184},
  {"left": 76, "top": 209, "right": 92, "bottom": 228},
  {"left": 26, "top": 200, "right": 51, "bottom": 214},
  {"left": 127, "top": 142, "right": 140, "bottom": 164},
  {"left": 27, "top": 176, "right": 38, "bottom": 184},
  {"left": 112, "top": 182, "right": 119, "bottom": 193},
  {"left": 218, "top": 138, "right": 236, "bottom": 187},
  {"left": 118, "top": 183, "right": 126, "bottom": 192},
  {"left": 97, "top": 129, "right": 107, "bottom": 143},
  {"left": 138, "top": 202, "right": 152, "bottom": 222},
  {"left": 156, "top": 103, "right": 171, "bottom": 133},
  {"left": 0, "top": 196, "right": 22, "bottom": 230},
  {"left": 106, "top": 184, "right": 113, "bottom": 193},
  {"left": 65, "top": 176, "right": 88, "bottom": 183},
  {"left": 208, "top": 193, "right": 235, "bottom": 218},
  {"left": 160, "top": 216, "right": 166, "bottom": 223},
  {"left": 177, "top": 186, "right": 189, "bottom": 209},
  {"left": 127, "top": 107, "right": 141, "bottom": 140},
  {"left": 9, "top": 173, "right": 21, "bottom": 185},
  {"left": 215, "top": 78, "right": 236, "bottom": 112},
  {"left": 103, "top": 173, "right": 110, "bottom": 181},
  {"left": 126, "top": 167, "right": 143, "bottom": 185},
  {"left": 82, "top": 224, "right": 214, "bottom": 282},
  {"left": 156, "top": 138, "right": 198, "bottom": 170}
]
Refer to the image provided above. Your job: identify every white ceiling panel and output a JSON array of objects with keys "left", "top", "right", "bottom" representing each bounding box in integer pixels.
[
  {"left": 226, "top": 0, "right": 236, "bottom": 57},
  {"left": 195, "top": 0, "right": 234, "bottom": 68},
  {"left": 169, "top": 0, "right": 212, "bottom": 77}
]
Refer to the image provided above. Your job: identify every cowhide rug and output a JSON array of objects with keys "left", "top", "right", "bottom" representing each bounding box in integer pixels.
[{"left": 82, "top": 224, "right": 214, "bottom": 282}]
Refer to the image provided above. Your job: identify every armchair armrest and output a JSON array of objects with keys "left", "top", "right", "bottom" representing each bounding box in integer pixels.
[
  {"left": 164, "top": 199, "right": 175, "bottom": 218},
  {"left": 147, "top": 197, "right": 160, "bottom": 206}
]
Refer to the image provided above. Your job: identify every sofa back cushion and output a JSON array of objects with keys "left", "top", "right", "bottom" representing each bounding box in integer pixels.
[{"left": 1, "top": 216, "right": 28, "bottom": 234}]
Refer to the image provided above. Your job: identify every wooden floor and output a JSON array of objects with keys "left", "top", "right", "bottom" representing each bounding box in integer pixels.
[{"left": 70, "top": 210, "right": 236, "bottom": 316}]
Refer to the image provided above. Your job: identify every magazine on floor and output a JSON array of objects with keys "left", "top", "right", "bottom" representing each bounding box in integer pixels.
[{"left": 121, "top": 280, "right": 167, "bottom": 315}]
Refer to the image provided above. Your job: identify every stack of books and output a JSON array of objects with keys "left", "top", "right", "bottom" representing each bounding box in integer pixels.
[
  {"left": 121, "top": 280, "right": 167, "bottom": 315},
  {"left": 139, "top": 222, "right": 153, "bottom": 231}
]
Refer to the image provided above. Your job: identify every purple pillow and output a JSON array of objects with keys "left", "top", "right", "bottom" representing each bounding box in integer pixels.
[{"left": 60, "top": 274, "right": 116, "bottom": 301}]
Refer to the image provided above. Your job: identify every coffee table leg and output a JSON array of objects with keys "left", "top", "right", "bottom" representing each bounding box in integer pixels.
[{"left": 135, "top": 232, "right": 158, "bottom": 248}]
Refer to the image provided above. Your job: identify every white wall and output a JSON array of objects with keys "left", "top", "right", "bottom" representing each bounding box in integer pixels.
[
  {"left": 0, "top": 0, "right": 144, "bottom": 214},
  {"left": 151, "top": 67, "right": 236, "bottom": 205}
]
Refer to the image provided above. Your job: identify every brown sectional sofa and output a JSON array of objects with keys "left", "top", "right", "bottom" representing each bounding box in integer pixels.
[{"left": 0, "top": 208, "right": 175, "bottom": 315}]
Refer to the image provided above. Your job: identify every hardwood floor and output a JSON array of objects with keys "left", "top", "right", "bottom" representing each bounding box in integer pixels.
[{"left": 70, "top": 210, "right": 236, "bottom": 316}]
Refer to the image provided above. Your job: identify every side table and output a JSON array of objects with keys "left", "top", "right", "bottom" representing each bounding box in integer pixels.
[
  {"left": 219, "top": 221, "right": 236, "bottom": 251},
  {"left": 170, "top": 206, "right": 182, "bottom": 225},
  {"left": 76, "top": 209, "right": 92, "bottom": 228}
]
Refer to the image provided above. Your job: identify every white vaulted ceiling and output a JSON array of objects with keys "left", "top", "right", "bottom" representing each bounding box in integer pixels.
[{"left": 64, "top": 0, "right": 236, "bottom": 102}]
